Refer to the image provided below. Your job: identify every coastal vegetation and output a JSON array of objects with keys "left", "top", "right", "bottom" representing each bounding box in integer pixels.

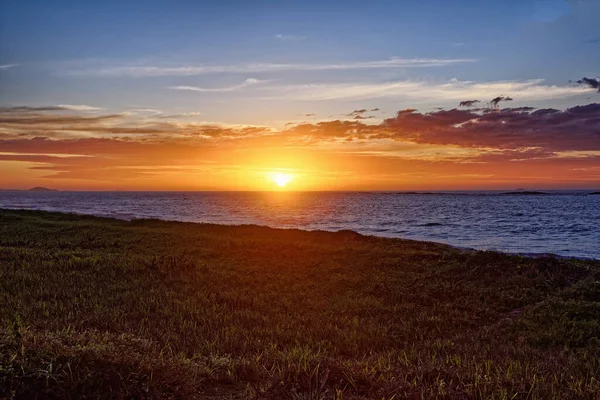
[{"left": 1, "top": 209, "right": 599, "bottom": 399}]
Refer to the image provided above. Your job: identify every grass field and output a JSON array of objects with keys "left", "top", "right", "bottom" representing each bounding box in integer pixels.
[{"left": 1, "top": 209, "right": 599, "bottom": 399}]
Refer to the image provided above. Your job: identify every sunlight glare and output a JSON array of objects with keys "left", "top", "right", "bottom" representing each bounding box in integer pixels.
[{"left": 271, "top": 172, "right": 293, "bottom": 187}]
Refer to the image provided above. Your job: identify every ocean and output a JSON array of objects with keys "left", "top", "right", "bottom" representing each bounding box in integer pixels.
[{"left": 1, "top": 190, "right": 598, "bottom": 259}]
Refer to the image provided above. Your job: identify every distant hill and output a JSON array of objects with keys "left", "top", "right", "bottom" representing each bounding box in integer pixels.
[
  {"left": 28, "top": 187, "right": 58, "bottom": 192},
  {"left": 589, "top": 192, "right": 600, "bottom": 195},
  {"left": 501, "top": 191, "right": 548, "bottom": 195}
]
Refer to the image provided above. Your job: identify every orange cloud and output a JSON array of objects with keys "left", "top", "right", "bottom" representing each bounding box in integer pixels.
[{"left": 1, "top": 103, "right": 599, "bottom": 190}]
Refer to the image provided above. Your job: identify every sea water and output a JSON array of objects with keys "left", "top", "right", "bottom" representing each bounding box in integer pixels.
[{"left": 1, "top": 190, "right": 598, "bottom": 259}]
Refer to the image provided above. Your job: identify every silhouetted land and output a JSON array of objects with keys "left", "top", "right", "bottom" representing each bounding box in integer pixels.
[
  {"left": 500, "top": 191, "right": 548, "bottom": 195},
  {"left": 1, "top": 209, "right": 599, "bottom": 399},
  {"left": 27, "top": 187, "right": 58, "bottom": 192}
]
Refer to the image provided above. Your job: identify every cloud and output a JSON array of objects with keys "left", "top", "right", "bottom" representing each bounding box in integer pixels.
[
  {"left": 128, "top": 108, "right": 163, "bottom": 115},
  {"left": 4, "top": 101, "right": 598, "bottom": 156},
  {"left": 576, "top": 77, "right": 600, "bottom": 91},
  {"left": 1, "top": 106, "right": 69, "bottom": 113},
  {"left": 155, "top": 112, "right": 203, "bottom": 119},
  {"left": 0, "top": 113, "right": 123, "bottom": 125},
  {"left": 70, "top": 58, "right": 478, "bottom": 77},
  {"left": 0, "top": 105, "right": 102, "bottom": 113},
  {"left": 280, "top": 103, "right": 600, "bottom": 154},
  {"left": 490, "top": 95, "right": 513, "bottom": 108},
  {"left": 0, "top": 64, "right": 19, "bottom": 70},
  {"left": 56, "top": 104, "right": 103, "bottom": 111},
  {"left": 379, "top": 103, "right": 600, "bottom": 152},
  {"left": 284, "top": 120, "right": 374, "bottom": 140},
  {"left": 459, "top": 100, "right": 480, "bottom": 107},
  {"left": 346, "top": 109, "right": 367, "bottom": 117},
  {"left": 2, "top": 102, "right": 600, "bottom": 188},
  {"left": 266, "top": 78, "right": 593, "bottom": 102},
  {"left": 346, "top": 108, "right": 379, "bottom": 120},
  {"left": 168, "top": 78, "right": 262, "bottom": 92},
  {"left": 275, "top": 34, "right": 307, "bottom": 41},
  {"left": 503, "top": 106, "right": 536, "bottom": 112},
  {"left": 0, "top": 106, "right": 272, "bottom": 140},
  {"left": 345, "top": 108, "right": 379, "bottom": 120}
]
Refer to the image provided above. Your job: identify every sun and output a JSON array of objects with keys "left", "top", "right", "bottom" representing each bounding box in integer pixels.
[{"left": 271, "top": 172, "right": 293, "bottom": 188}]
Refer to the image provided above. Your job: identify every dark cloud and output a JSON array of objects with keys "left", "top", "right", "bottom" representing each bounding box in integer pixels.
[
  {"left": 576, "top": 77, "right": 600, "bottom": 91},
  {"left": 530, "top": 108, "right": 560, "bottom": 116},
  {"left": 0, "top": 114, "right": 123, "bottom": 125},
  {"left": 459, "top": 100, "right": 480, "bottom": 107},
  {"left": 0, "top": 107, "right": 121, "bottom": 128},
  {"left": 383, "top": 108, "right": 475, "bottom": 134},
  {"left": 345, "top": 108, "right": 380, "bottom": 120},
  {"left": 502, "top": 106, "right": 536, "bottom": 112},
  {"left": 284, "top": 120, "right": 373, "bottom": 140},
  {"left": 0, "top": 109, "right": 271, "bottom": 139},
  {"left": 346, "top": 109, "right": 368, "bottom": 117},
  {"left": 380, "top": 103, "right": 600, "bottom": 151},
  {"left": 0, "top": 105, "right": 102, "bottom": 113},
  {"left": 352, "top": 115, "right": 375, "bottom": 120},
  {"left": 0, "top": 106, "right": 70, "bottom": 113},
  {"left": 490, "top": 96, "right": 513, "bottom": 108}
]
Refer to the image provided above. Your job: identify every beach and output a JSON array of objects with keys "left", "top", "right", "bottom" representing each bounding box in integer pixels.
[{"left": 1, "top": 209, "right": 599, "bottom": 399}]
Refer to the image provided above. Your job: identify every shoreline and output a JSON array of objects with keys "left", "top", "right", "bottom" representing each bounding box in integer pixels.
[{"left": 1, "top": 206, "right": 598, "bottom": 261}]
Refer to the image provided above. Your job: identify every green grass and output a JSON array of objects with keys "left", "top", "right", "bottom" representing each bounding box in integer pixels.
[{"left": 1, "top": 209, "right": 599, "bottom": 399}]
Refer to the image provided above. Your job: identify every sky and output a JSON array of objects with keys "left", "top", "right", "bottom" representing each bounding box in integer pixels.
[{"left": 0, "top": 0, "right": 599, "bottom": 190}]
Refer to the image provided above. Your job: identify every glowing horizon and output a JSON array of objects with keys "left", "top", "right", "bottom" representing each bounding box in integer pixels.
[
  {"left": 1, "top": 0, "right": 599, "bottom": 190},
  {"left": 1, "top": 102, "right": 599, "bottom": 191}
]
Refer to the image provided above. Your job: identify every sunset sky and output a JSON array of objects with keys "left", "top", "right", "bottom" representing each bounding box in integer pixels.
[{"left": 1, "top": 0, "right": 599, "bottom": 190}]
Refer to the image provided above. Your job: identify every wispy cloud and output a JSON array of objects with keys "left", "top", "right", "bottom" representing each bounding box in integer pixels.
[
  {"left": 168, "top": 78, "right": 263, "bottom": 92},
  {"left": 0, "top": 104, "right": 102, "bottom": 113},
  {"left": 0, "top": 106, "right": 270, "bottom": 140},
  {"left": 459, "top": 100, "right": 480, "bottom": 107},
  {"left": 275, "top": 33, "right": 307, "bottom": 41},
  {"left": 155, "top": 112, "right": 203, "bottom": 119},
  {"left": 69, "top": 58, "right": 477, "bottom": 77},
  {"left": 264, "top": 78, "right": 594, "bottom": 101},
  {"left": 2, "top": 102, "right": 599, "bottom": 188},
  {"left": 0, "top": 64, "right": 20, "bottom": 70},
  {"left": 56, "top": 104, "right": 103, "bottom": 111},
  {"left": 128, "top": 108, "right": 163, "bottom": 115}
]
